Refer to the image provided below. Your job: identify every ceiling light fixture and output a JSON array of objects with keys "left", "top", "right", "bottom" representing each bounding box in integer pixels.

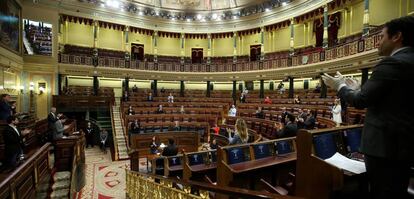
[
  {"left": 211, "top": 13, "right": 218, "bottom": 20},
  {"left": 196, "top": 14, "right": 202, "bottom": 20},
  {"left": 282, "top": 2, "right": 287, "bottom": 6}
]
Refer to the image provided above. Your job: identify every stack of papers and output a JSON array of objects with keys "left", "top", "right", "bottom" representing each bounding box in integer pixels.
[{"left": 324, "top": 152, "right": 366, "bottom": 174}]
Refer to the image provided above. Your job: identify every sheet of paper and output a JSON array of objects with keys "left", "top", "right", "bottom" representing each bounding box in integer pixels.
[{"left": 324, "top": 152, "right": 366, "bottom": 174}]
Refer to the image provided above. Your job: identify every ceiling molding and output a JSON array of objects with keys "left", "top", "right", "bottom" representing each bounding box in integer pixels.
[{"left": 34, "top": 0, "right": 330, "bottom": 33}]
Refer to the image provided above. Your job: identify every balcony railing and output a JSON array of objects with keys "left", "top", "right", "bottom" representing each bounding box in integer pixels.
[{"left": 59, "top": 30, "right": 381, "bottom": 72}]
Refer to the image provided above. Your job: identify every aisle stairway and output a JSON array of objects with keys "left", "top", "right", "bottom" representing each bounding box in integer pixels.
[
  {"left": 112, "top": 98, "right": 129, "bottom": 160},
  {"left": 36, "top": 171, "right": 71, "bottom": 199}
]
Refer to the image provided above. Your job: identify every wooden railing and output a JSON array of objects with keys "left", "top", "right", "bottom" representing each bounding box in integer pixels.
[
  {"left": 126, "top": 170, "right": 305, "bottom": 199},
  {"left": 0, "top": 143, "right": 51, "bottom": 199}
]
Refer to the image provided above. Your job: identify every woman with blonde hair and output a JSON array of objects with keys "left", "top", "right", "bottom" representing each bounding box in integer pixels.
[{"left": 228, "top": 118, "right": 249, "bottom": 145}]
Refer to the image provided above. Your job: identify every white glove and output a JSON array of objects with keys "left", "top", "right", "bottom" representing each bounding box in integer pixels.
[
  {"left": 345, "top": 78, "right": 360, "bottom": 90},
  {"left": 321, "top": 71, "right": 345, "bottom": 91}
]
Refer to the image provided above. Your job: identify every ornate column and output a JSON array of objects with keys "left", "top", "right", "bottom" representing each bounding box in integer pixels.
[
  {"left": 259, "top": 80, "right": 264, "bottom": 98},
  {"left": 206, "top": 81, "right": 211, "bottom": 97},
  {"left": 260, "top": 27, "right": 265, "bottom": 60},
  {"left": 290, "top": 18, "right": 295, "bottom": 54},
  {"left": 153, "top": 30, "right": 158, "bottom": 63},
  {"left": 288, "top": 77, "right": 294, "bottom": 99},
  {"left": 207, "top": 33, "right": 211, "bottom": 64},
  {"left": 323, "top": 5, "right": 329, "bottom": 48},
  {"left": 363, "top": 0, "right": 370, "bottom": 36},
  {"left": 181, "top": 33, "right": 185, "bottom": 64},
  {"left": 233, "top": 31, "right": 238, "bottom": 63}
]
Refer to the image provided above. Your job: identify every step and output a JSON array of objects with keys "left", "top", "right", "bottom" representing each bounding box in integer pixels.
[
  {"left": 52, "top": 180, "right": 70, "bottom": 190},
  {"left": 53, "top": 171, "right": 71, "bottom": 182},
  {"left": 50, "top": 189, "right": 69, "bottom": 199},
  {"left": 37, "top": 183, "right": 50, "bottom": 193},
  {"left": 36, "top": 192, "right": 48, "bottom": 199}
]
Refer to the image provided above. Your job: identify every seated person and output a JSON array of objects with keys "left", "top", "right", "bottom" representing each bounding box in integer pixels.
[
  {"left": 127, "top": 106, "right": 135, "bottom": 115},
  {"left": 130, "top": 119, "right": 140, "bottom": 133},
  {"left": 160, "top": 87, "right": 166, "bottom": 93},
  {"left": 147, "top": 92, "right": 154, "bottom": 102},
  {"left": 210, "top": 139, "right": 218, "bottom": 150},
  {"left": 271, "top": 122, "right": 284, "bottom": 138},
  {"left": 179, "top": 105, "right": 185, "bottom": 114},
  {"left": 173, "top": 121, "right": 181, "bottom": 131},
  {"left": 162, "top": 139, "right": 178, "bottom": 156},
  {"left": 313, "top": 82, "right": 321, "bottom": 93},
  {"left": 304, "top": 110, "right": 316, "bottom": 130},
  {"left": 212, "top": 123, "right": 220, "bottom": 135},
  {"left": 255, "top": 107, "right": 265, "bottom": 119},
  {"left": 294, "top": 94, "right": 301, "bottom": 104},
  {"left": 122, "top": 91, "right": 129, "bottom": 102},
  {"left": 150, "top": 136, "right": 159, "bottom": 154},
  {"left": 240, "top": 93, "right": 246, "bottom": 103},
  {"left": 167, "top": 93, "right": 174, "bottom": 103},
  {"left": 263, "top": 96, "right": 272, "bottom": 104},
  {"left": 277, "top": 114, "right": 298, "bottom": 138},
  {"left": 228, "top": 105, "right": 237, "bottom": 117},
  {"left": 156, "top": 104, "right": 165, "bottom": 114},
  {"left": 132, "top": 84, "right": 138, "bottom": 92},
  {"left": 228, "top": 119, "right": 249, "bottom": 145}
]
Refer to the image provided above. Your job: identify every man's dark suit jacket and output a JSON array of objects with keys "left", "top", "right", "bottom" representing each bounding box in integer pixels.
[
  {"left": 0, "top": 101, "right": 11, "bottom": 120},
  {"left": 338, "top": 47, "right": 414, "bottom": 163},
  {"left": 162, "top": 144, "right": 178, "bottom": 156},
  {"left": 2, "top": 125, "right": 24, "bottom": 159},
  {"left": 47, "top": 112, "right": 58, "bottom": 129},
  {"left": 147, "top": 96, "right": 153, "bottom": 102}
]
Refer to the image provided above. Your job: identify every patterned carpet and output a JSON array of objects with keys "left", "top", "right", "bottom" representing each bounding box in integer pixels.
[{"left": 78, "top": 147, "right": 148, "bottom": 199}]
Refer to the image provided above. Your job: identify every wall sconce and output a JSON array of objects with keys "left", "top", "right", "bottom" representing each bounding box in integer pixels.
[
  {"left": 38, "top": 82, "right": 46, "bottom": 95},
  {"left": 29, "top": 82, "right": 35, "bottom": 95},
  {"left": 0, "top": 85, "right": 3, "bottom": 90},
  {"left": 39, "top": 87, "right": 45, "bottom": 95}
]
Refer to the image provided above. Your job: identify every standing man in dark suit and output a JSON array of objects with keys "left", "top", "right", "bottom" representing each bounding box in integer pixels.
[
  {"left": 322, "top": 16, "right": 414, "bottom": 199},
  {"left": 0, "top": 94, "right": 12, "bottom": 120},
  {"left": 162, "top": 139, "right": 178, "bottom": 156},
  {"left": 85, "top": 122, "right": 95, "bottom": 148},
  {"left": 2, "top": 116, "right": 30, "bottom": 168},
  {"left": 48, "top": 107, "right": 63, "bottom": 140}
]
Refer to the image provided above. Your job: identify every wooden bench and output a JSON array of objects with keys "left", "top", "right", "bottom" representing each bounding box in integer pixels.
[
  {"left": 217, "top": 137, "right": 297, "bottom": 193},
  {"left": 295, "top": 124, "right": 367, "bottom": 199}
]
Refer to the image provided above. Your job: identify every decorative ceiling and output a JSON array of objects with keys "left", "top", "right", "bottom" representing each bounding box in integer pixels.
[
  {"left": 38, "top": 0, "right": 329, "bottom": 33},
  {"left": 130, "top": 0, "right": 269, "bottom": 11},
  {"left": 79, "top": 0, "right": 293, "bottom": 21}
]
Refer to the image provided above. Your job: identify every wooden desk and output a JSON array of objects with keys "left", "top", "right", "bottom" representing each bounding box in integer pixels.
[
  {"left": 130, "top": 131, "right": 199, "bottom": 156},
  {"left": 228, "top": 153, "right": 296, "bottom": 173},
  {"left": 189, "top": 163, "right": 217, "bottom": 173}
]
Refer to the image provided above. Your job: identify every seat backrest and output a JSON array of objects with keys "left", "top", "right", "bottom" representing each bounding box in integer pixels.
[
  {"left": 188, "top": 154, "right": 204, "bottom": 166},
  {"left": 343, "top": 128, "right": 362, "bottom": 153},
  {"left": 168, "top": 156, "right": 181, "bottom": 166},
  {"left": 275, "top": 140, "right": 293, "bottom": 155},
  {"left": 253, "top": 143, "right": 272, "bottom": 159},
  {"left": 313, "top": 133, "right": 337, "bottom": 159},
  {"left": 227, "top": 147, "right": 247, "bottom": 164}
]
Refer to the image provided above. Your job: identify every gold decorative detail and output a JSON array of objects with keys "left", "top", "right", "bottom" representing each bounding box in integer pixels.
[{"left": 126, "top": 170, "right": 208, "bottom": 199}]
